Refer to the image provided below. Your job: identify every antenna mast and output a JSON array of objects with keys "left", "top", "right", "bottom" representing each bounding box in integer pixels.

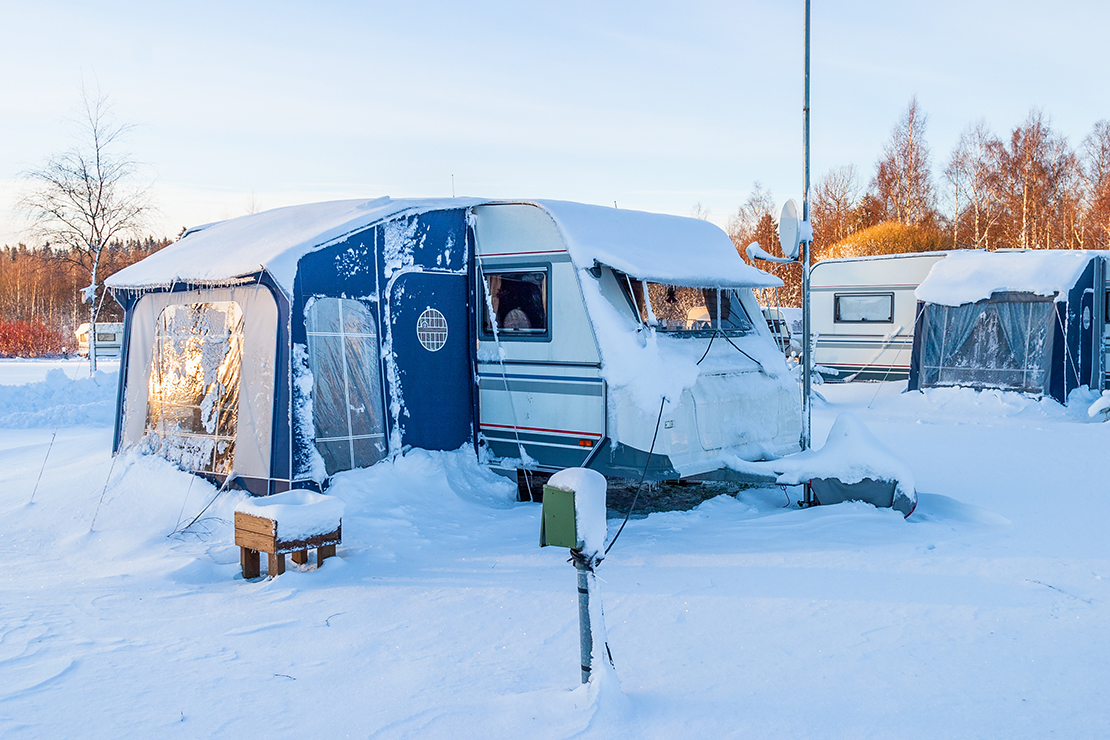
[{"left": 801, "top": 0, "right": 813, "bottom": 453}]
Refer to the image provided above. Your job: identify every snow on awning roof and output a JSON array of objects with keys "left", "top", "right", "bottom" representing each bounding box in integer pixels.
[
  {"left": 915, "top": 250, "right": 1096, "bottom": 306},
  {"left": 106, "top": 197, "right": 487, "bottom": 294},
  {"left": 537, "top": 199, "right": 781, "bottom": 289},
  {"left": 106, "top": 196, "right": 781, "bottom": 295}
]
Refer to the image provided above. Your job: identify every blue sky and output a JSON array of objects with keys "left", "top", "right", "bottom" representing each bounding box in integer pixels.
[{"left": 2, "top": 0, "right": 1107, "bottom": 246}]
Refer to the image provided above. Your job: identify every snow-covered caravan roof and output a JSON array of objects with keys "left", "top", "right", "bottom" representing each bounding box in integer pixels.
[
  {"left": 536, "top": 200, "right": 780, "bottom": 289},
  {"left": 915, "top": 250, "right": 1096, "bottom": 307},
  {"left": 106, "top": 197, "right": 779, "bottom": 294}
]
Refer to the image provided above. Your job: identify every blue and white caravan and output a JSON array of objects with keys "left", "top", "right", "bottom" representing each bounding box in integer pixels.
[
  {"left": 907, "top": 249, "right": 1106, "bottom": 403},
  {"left": 106, "top": 198, "right": 801, "bottom": 497}
]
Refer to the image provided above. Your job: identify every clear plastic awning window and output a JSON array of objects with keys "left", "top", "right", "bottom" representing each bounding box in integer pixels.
[
  {"left": 918, "top": 295, "right": 1055, "bottom": 394},
  {"left": 145, "top": 302, "right": 244, "bottom": 473},
  {"left": 306, "top": 298, "right": 387, "bottom": 475}
]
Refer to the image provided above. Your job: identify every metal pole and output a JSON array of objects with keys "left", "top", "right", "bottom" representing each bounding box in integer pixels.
[
  {"left": 801, "top": 0, "right": 812, "bottom": 454},
  {"left": 574, "top": 552, "right": 593, "bottom": 684}
]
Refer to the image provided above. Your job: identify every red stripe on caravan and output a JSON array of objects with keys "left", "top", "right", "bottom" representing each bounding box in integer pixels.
[{"left": 481, "top": 422, "right": 603, "bottom": 438}]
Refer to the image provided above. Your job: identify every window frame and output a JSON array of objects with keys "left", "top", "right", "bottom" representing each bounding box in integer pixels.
[
  {"left": 834, "top": 292, "right": 895, "bottom": 324},
  {"left": 477, "top": 263, "right": 552, "bottom": 343},
  {"left": 304, "top": 296, "right": 388, "bottom": 475}
]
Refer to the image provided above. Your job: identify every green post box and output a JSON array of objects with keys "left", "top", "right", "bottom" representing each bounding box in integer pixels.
[{"left": 539, "top": 484, "right": 581, "bottom": 549}]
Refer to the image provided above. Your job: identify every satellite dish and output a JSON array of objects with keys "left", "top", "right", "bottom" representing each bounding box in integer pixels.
[{"left": 778, "top": 199, "right": 801, "bottom": 259}]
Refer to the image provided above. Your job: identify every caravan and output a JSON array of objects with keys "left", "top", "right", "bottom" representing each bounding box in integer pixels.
[
  {"left": 106, "top": 198, "right": 802, "bottom": 497},
  {"left": 810, "top": 252, "right": 947, "bottom": 381}
]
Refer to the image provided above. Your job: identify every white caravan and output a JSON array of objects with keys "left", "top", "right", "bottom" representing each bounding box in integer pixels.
[
  {"left": 810, "top": 252, "right": 947, "bottom": 381},
  {"left": 75, "top": 322, "right": 124, "bottom": 359},
  {"left": 472, "top": 203, "right": 802, "bottom": 489}
]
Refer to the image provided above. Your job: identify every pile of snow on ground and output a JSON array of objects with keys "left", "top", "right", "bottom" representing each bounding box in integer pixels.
[{"left": 0, "top": 368, "right": 118, "bottom": 428}]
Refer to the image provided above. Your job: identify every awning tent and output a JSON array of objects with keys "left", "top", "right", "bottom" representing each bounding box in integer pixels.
[{"left": 907, "top": 250, "right": 1101, "bottom": 403}]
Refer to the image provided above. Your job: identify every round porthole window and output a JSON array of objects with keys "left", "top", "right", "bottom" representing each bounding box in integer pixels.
[{"left": 417, "top": 308, "right": 448, "bottom": 352}]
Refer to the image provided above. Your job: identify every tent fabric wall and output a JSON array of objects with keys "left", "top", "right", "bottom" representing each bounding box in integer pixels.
[{"left": 289, "top": 208, "right": 473, "bottom": 484}]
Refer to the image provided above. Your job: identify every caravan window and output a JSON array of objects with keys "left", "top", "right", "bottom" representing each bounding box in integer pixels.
[
  {"left": 835, "top": 293, "right": 894, "bottom": 323},
  {"left": 145, "top": 302, "right": 244, "bottom": 474},
  {"left": 306, "top": 298, "right": 387, "bottom": 475},
  {"left": 480, "top": 268, "right": 549, "bottom": 338},
  {"left": 617, "top": 274, "right": 754, "bottom": 336}
]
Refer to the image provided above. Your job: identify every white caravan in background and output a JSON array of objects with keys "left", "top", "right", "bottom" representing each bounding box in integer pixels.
[{"left": 810, "top": 252, "right": 948, "bottom": 382}]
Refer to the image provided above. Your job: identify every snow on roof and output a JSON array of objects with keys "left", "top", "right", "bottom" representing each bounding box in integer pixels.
[
  {"left": 106, "top": 197, "right": 483, "bottom": 294},
  {"left": 107, "top": 197, "right": 779, "bottom": 295},
  {"left": 537, "top": 200, "right": 781, "bottom": 289},
  {"left": 915, "top": 249, "right": 1095, "bottom": 306}
]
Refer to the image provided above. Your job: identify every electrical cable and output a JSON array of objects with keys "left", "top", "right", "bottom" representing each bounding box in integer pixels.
[
  {"left": 603, "top": 395, "right": 666, "bottom": 556},
  {"left": 695, "top": 331, "right": 717, "bottom": 366},
  {"left": 719, "top": 331, "right": 768, "bottom": 373},
  {"left": 89, "top": 452, "right": 121, "bottom": 531},
  {"left": 476, "top": 257, "right": 534, "bottom": 498}
]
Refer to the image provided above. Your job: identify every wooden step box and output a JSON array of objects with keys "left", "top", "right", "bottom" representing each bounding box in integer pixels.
[{"left": 234, "top": 511, "right": 342, "bottom": 579}]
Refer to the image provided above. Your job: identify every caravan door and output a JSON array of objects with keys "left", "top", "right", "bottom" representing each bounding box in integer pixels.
[{"left": 387, "top": 271, "right": 475, "bottom": 452}]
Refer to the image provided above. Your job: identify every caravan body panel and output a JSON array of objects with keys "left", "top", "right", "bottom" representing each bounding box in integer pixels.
[
  {"left": 811, "top": 252, "right": 947, "bottom": 381},
  {"left": 473, "top": 204, "right": 606, "bottom": 471}
]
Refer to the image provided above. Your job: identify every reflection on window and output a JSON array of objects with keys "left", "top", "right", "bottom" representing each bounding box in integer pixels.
[
  {"left": 617, "top": 273, "right": 754, "bottom": 335},
  {"left": 835, "top": 293, "right": 894, "bottom": 323},
  {"left": 306, "top": 298, "right": 387, "bottom": 475},
  {"left": 481, "top": 269, "right": 548, "bottom": 335},
  {"left": 145, "top": 302, "right": 243, "bottom": 474}
]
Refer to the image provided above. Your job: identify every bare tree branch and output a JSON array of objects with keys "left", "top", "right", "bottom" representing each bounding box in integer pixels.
[{"left": 16, "top": 88, "right": 153, "bottom": 369}]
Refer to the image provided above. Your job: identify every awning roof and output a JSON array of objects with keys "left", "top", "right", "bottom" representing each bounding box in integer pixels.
[
  {"left": 106, "top": 197, "right": 780, "bottom": 294},
  {"left": 915, "top": 249, "right": 1096, "bottom": 306}
]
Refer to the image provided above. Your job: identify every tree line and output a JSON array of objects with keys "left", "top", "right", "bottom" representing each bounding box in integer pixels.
[
  {"left": 0, "top": 237, "right": 169, "bottom": 355},
  {"left": 730, "top": 99, "right": 1110, "bottom": 306}
]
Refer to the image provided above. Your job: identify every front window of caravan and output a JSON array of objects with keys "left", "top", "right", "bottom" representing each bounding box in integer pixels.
[
  {"left": 616, "top": 273, "right": 754, "bottom": 335},
  {"left": 145, "top": 302, "right": 244, "bottom": 474}
]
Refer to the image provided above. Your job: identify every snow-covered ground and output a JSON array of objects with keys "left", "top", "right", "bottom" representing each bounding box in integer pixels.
[
  {"left": 1, "top": 363, "right": 1108, "bottom": 738},
  {"left": 0, "top": 358, "right": 118, "bottom": 385}
]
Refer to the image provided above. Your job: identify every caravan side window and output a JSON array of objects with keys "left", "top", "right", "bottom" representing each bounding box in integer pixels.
[
  {"left": 479, "top": 267, "right": 549, "bottom": 339},
  {"left": 835, "top": 293, "right": 894, "bottom": 323}
]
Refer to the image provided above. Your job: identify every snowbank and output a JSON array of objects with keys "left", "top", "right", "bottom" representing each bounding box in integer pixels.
[
  {"left": 721, "top": 412, "right": 917, "bottom": 516},
  {"left": 915, "top": 249, "right": 1093, "bottom": 306},
  {"left": 0, "top": 368, "right": 118, "bottom": 428}
]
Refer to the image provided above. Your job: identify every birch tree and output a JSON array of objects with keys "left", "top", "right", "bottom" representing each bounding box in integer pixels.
[
  {"left": 944, "top": 120, "right": 1003, "bottom": 248},
  {"left": 873, "top": 97, "right": 936, "bottom": 226},
  {"left": 1081, "top": 120, "right": 1110, "bottom": 249},
  {"left": 17, "top": 91, "right": 151, "bottom": 370},
  {"left": 811, "top": 165, "right": 862, "bottom": 247}
]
